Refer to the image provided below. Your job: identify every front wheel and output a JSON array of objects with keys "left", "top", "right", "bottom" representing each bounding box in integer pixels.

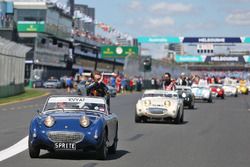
[
  {"left": 108, "top": 125, "right": 118, "bottom": 154},
  {"left": 208, "top": 97, "right": 213, "bottom": 103},
  {"left": 174, "top": 110, "right": 181, "bottom": 124},
  {"left": 180, "top": 110, "right": 184, "bottom": 123},
  {"left": 28, "top": 138, "right": 40, "bottom": 158},
  {"left": 96, "top": 131, "right": 108, "bottom": 160},
  {"left": 135, "top": 109, "right": 141, "bottom": 123},
  {"left": 188, "top": 103, "right": 194, "bottom": 109}
]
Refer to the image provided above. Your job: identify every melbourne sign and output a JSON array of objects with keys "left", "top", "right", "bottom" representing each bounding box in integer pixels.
[
  {"left": 138, "top": 36, "right": 250, "bottom": 43},
  {"left": 182, "top": 37, "right": 242, "bottom": 43},
  {"left": 175, "top": 55, "right": 249, "bottom": 63},
  {"left": 17, "top": 21, "right": 45, "bottom": 32},
  {"left": 101, "top": 46, "right": 138, "bottom": 58}
]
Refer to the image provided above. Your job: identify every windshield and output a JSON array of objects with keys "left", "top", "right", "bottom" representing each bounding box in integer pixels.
[
  {"left": 143, "top": 93, "right": 178, "bottom": 98},
  {"left": 47, "top": 80, "right": 58, "bottom": 83},
  {"left": 176, "top": 89, "right": 192, "bottom": 93}
]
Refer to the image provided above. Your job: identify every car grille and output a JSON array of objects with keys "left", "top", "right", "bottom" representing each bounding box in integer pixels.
[
  {"left": 148, "top": 108, "right": 165, "bottom": 114},
  {"left": 48, "top": 131, "right": 84, "bottom": 143}
]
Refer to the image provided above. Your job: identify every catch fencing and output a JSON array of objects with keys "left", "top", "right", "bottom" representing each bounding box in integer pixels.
[{"left": 0, "top": 37, "right": 30, "bottom": 98}]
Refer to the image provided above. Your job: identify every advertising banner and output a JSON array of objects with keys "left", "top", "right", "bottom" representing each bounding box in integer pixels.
[
  {"left": 183, "top": 37, "right": 242, "bottom": 43},
  {"left": 17, "top": 21, "right": 45, "bottom": 32},
  {"left": 175, "top": 55, "right": 205, "bottom": 63},
  {"left": 137, "top": 36, "right": 250, "bottom": 43},
  {"left": 205, "top": 56, "right": 245, "bottom": 63},
  {"left": 175, "top": 55, "right": 248, "bottom": 63},
  {"left": 101, "top": 46, "right": 138, "bottom": 58},
  {"left": 137, "top": 37, "right": 181, "bottom": 43}
]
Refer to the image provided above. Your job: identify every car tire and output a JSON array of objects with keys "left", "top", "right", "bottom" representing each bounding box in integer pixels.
[
  {"left": 188, "top": 103, "right": 194, "bottom": 109},
  {"left": 235, "top": 94, "right": 238, "bottom": 97},
  {"left": 28, "top": 137, "right": 40, "bottom": 158},
  {"left": 174, "top": 110, "right": 181, "bottom": 124},
  {"left": 96, "top": 130, "right": 108, "bottom": 160},
  {"left": 180, "top": 110, "right": 184, "bottom": 123},
  {"left": 208, "top": 97, "right": 213, "bottom": 103},
  {"left": 135, "top": 110, "right": 141, "bottom": 123},
  {"left": 221, "top": 96, "right": 224, "bottom": 99},
  {"left": 108, "top": 125, "right": 118, "bottom": 154}
]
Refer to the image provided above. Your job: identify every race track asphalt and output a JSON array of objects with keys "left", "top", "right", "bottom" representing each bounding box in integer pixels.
[{"left": 1, "top": 89, "right": 250, "bottom": 167}]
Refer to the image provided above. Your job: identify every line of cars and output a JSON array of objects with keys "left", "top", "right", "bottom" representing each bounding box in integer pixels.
[
  {"left": 134, "top": 79, "right": 247, "bottom": 124},
  {"left": 28, "top": 79, "right": 248, "bottom": 160}
]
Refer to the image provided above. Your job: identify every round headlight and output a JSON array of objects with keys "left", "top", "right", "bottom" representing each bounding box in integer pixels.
[
  {"left": 217, "top": 88, "right": 220, "bottom": 92},
  {"left": 164, "top": 101, "right": 171, "bottom": 107},
  {"left": 80, "top": 116, "right": 90, "bottom": 128},
  {"left": 143, "top": 100, "right": 151, "bottom": 106},
  {"left": 182, "top": 93, "right": 187, "bottom": 98},
  {"left": 44, "top": 116, "right": 55, "bottom": 127}
]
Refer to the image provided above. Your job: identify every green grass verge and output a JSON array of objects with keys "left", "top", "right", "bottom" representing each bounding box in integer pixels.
[{"left": 0, "top": 89, "right": 47, "bottom": 104}]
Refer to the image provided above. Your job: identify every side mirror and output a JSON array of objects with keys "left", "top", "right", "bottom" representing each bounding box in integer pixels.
[{"left": 37, "top": 109, "right": 41, "bottom": 114}]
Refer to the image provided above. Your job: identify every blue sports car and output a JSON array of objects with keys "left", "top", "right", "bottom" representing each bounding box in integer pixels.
[{"left": 28, "top": 96, "right": 118, "bottom": 160}]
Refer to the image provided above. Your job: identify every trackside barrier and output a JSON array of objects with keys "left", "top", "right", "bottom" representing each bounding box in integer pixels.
[{"left": 0, "top": 37, "right": 31, "bottom": 98}]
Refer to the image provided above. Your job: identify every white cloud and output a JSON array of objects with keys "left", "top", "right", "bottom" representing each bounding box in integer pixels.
[
  {"left": 226, "top": 11, "right": 250, "bottom": 25},
  {"left": 185, "top": 22, "right": 216, "bottom": 30},
  {"left": 147, "top": 16, "right": 175, "bottom": 28},
  {"left": 151, "top": 2, "right": 192, "bottom": 13},
  {"left": 128, "top": 0, "right": 142, "bottom": 10}
]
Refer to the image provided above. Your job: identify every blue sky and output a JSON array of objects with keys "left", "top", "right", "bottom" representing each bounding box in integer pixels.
[
  {"left": 75, "top": 0, "right": 250, "bottom": 57},
  {"left": 76, "top": 0, "right": 250, "bottom": 36}
]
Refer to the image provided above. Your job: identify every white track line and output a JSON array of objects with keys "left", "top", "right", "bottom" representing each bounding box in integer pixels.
[{"left": 0, "top": 136, "right": 28, "bottom": 162}]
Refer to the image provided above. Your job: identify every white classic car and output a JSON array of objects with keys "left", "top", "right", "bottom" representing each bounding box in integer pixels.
[
  {"left": 222, "top": 84, "right": 238, "bottom": 97},
  {"left": 135, "top": 90, "right": 184, "bottom": 124},
  {"left": 191, "top": 85, "right": 213, "bottom": 103}
]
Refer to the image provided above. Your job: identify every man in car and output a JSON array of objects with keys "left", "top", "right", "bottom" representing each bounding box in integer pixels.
[
  {"left": 86, "top": 71, "right": 110, "bottom": 109},
  {"left": 177, "top": 72, "right": 188, "bottom": 86},
  {"left": 162, "top": 72, "right": 176, "bottom": 91}
]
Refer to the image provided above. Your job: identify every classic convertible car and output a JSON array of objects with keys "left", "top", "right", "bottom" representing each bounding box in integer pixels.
[
  {"left": 209, "top": 84, "right": 225, "bottom": 99},
  {"left": 135, "top": 90, "right": 184, "bottom": 124},
  {"left": 28, "top": 96, "right": 118, "bottom": 160},
  {"left": 237, "top": 80, "right": 248, "bottom": 95},
  {"left": 191, "top": 85, "right": 213, "bottom": 103},
  {"left": 222, "top": 84, "right": 238, "bottom": 97},
  {"left": 176, "top": 86, "right": 195, "bottom": 109}
]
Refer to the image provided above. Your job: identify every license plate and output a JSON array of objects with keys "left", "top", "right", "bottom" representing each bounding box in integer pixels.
[{"left": 54, "top": 143, "right": 76, "bottom": 150}]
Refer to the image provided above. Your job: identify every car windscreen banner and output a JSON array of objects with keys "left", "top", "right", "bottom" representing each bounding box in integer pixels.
[{"left": 47, "top": 97, "right": 105, "bottom": 104}]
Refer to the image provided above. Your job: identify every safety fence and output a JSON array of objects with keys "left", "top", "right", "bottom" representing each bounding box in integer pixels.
[{"left": 0, "top": 37, "right": 30, "bottom": 98}]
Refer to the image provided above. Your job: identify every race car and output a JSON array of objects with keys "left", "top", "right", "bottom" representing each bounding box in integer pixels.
[
  {"left": 176, "top": 86, "right": 195, "bottom": 109},
  {"left": 209, "top": 84, "right": 225, "bottom": 99},
  {"left": 28, "top": 96, "right": 118, "bottom": 160},
  {"left": 191, "top": 85, "right": 212, "bottom": 103},
  {"left": 222, "top": 84, "right": 238, "bottom": 97},
  {"left": 135, "top": 90, "right": 184, "bottom": 124}
]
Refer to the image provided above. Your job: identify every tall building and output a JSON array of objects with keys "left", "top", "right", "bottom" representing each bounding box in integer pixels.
[
  {"left": 168, "top": 43, "right": 184, "bottom": 55},
  {"left": 74, "top": 4, "right": 95, "bottom": 35}
]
